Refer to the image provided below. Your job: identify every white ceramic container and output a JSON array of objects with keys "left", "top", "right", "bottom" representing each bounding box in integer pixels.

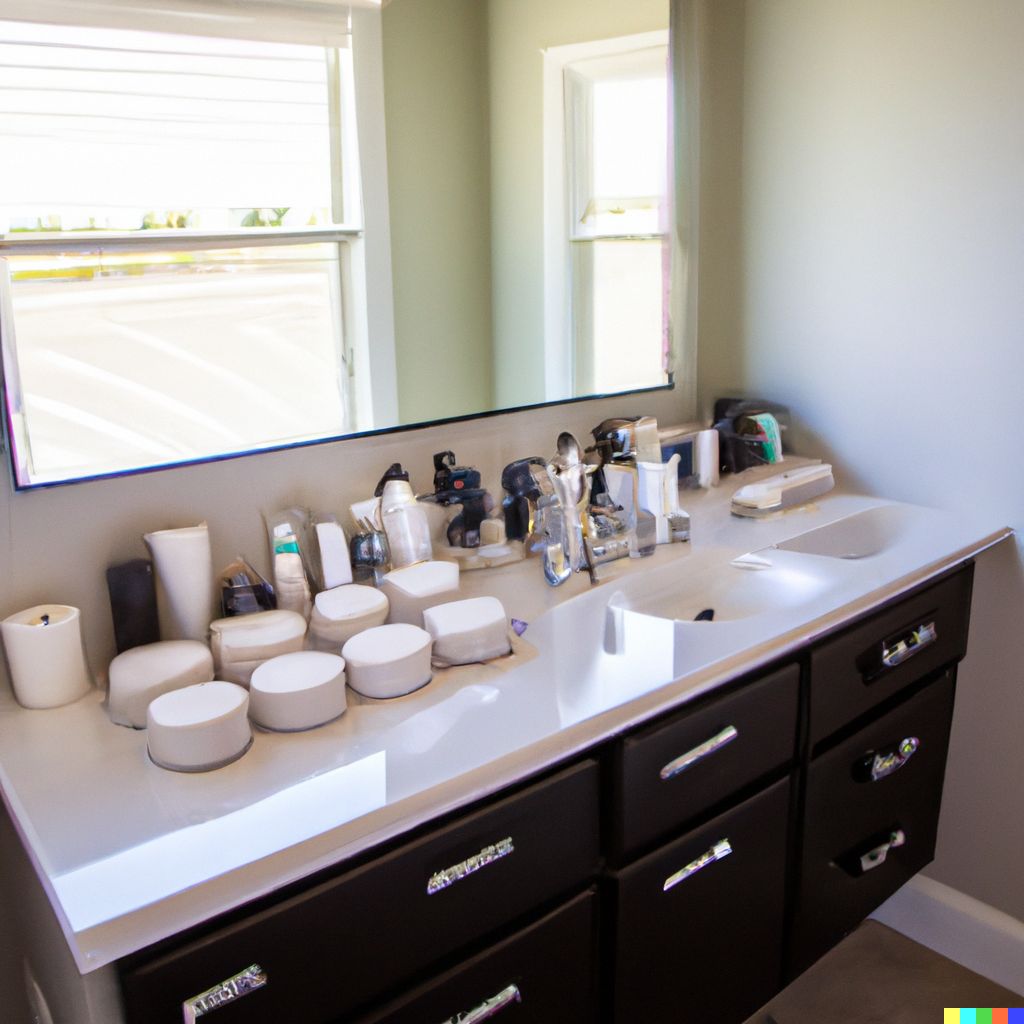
[
  {"left": 146, "top": 681, "right": 251, "bottom": 772},
  {"left": 342, "top": 624, "right": 432, "bottom": 699},
  {"left": 209, "top": 609, "right": 307, "bottom": 686},
  {"left": 309, "top": 585, "right": 389, "bottom": 651},
  {"left": 108, "top": 640, "right": 214, "bottom": 728},
  {"left": 0, "top": 604, "right": 92, "bottom": 709},
  {"left": 380, "top": 561, "right": 460, "bottom": 626},
  {"left": 422, "top": 596, "right": 510, "bottom": 666},
  {"left": 249, "top": 651, "right": 347, "bottom": 731}
]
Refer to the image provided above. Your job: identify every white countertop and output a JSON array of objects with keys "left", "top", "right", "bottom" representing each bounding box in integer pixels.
[{"left": 0, "top": 462, "right": 1012, "bottom": 973}]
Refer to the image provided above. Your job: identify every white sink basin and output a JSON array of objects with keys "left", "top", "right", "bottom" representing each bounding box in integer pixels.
[
  {"left": 612, "top": 554, "right": 834, "bottom": 623},
  {"left": 772, "top": 504, "right": 916, "bottom": 559}
]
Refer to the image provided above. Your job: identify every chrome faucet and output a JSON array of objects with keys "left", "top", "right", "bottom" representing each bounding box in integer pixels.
[{"left": 534, "top": 433, "right": 597, "bottom": 586}]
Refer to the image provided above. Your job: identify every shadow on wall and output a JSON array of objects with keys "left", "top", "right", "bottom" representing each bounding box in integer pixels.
[{"left": 927, "top": 535, "right": 1024, "bottom": 922}]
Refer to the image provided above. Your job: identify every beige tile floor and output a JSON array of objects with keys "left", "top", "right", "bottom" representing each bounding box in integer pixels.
[{"left": 745, "top": 922, "right": 1023, "bottom": 1024}]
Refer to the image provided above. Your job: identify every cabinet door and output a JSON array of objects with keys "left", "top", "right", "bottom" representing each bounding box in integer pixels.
[
  {"left": 610, "top": 778, "right": 790, "bottom": 1024},
  {"left": 609, "top": 664, "right": 798, "bottom": 862},
  {"left": 119, "top": 760, "right": 599, "bottom": 1024},
  {"left": 790, "top": 670, "right": 955, "bottom": 975},
  {"left": 351, "top": 890, "right": 597, "bottom": 1024}
]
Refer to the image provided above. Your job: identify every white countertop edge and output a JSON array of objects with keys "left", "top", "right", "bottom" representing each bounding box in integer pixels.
[{"left": 58, "top": 524, "right": 1013, "bottom": 973}]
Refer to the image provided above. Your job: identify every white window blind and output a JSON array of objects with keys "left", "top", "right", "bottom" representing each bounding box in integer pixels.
[
  {"left": 0, "top": 20, "right": 341, "bottom": 232},
  {"left": 0, "top": 0, "right": 377, "bottom": 48}
]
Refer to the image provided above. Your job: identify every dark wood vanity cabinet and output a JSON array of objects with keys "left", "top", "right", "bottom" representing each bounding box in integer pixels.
[
  {"left": 116, "top": 564, "right": 974, "bottom": 1024},
  {"left": 788, "top": 564, "right": 974, "bottom": 980},
  {"left": 120, "top": 761, "right": 601, "bottom": 1023}
]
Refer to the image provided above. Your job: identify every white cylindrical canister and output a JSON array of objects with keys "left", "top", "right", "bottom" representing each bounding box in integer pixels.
[{"left": 0, "top": 604, "right": 92, "bottom": 709}]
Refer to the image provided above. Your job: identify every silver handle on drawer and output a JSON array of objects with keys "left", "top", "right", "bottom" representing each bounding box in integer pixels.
[
  {"left": 663, "top": 838, "right": 733, "bottom": 891},
  {"left": 881, "top": 621, "right": 938, "bottom": 669},
  {"left": 660, "top": 725, "right": 739, "bottom": 781},
  {"left": 867, "top": 736, "right": 920, "bottom": 781},
  {"left": 182, "top": 964, "right": 267, "bottom": 1022},
  {"left": 440, "top": 983, "right": 522, "bottom": 1024},
  {"left": 859, "top": 829, "right": 906, "bottom": 872},
  {"left": 427, "top": 837, "right": 515, "bottom": 895}
]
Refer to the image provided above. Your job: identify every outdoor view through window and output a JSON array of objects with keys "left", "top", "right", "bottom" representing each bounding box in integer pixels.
[{"left": 0, "top": 20, "right": 357, "bottom": 485}]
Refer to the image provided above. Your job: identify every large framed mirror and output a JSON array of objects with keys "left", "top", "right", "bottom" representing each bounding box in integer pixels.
[{"left": 0, "top": 0, "right": 672, "bottom": 488}]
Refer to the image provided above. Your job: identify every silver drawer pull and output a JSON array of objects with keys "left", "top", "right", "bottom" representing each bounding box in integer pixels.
[
  {"left": 882, "top": 621, "right": 937, "bottom": 669},
  {"left": 427, "top": 837, "right": 515, "bottom": 895},
  {"left": 182, "top": 964, "right": 267, "bottom": 1022},
  {"left": 663, "top": 838, "right": 732, "bottom": 891},
  {"left": 441, "top": 983, "right": 522, "bottom": 1024},
  {"left": 660, "top": 725, "right": 738, "bottom": 780},
  {"left": 867, "top": 736, "right": 920, "bottom": 781},
  {"left": 859, "top": 829, "right": 906, "bottom": 873}
]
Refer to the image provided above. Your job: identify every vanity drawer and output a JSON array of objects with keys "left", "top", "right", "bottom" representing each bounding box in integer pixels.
[
  {"left": 351, "top": 889, "right": 598, "bottom": 1024},
  {"left": 809, "top": 565, "right": 972, "bottom": 746},
  {"left": 791, "top": 670, "right": 955, "bottom": 974},
  {"left": 119, "top": 760, "right": 600, "bottom": 1024},
  {"left": 609, "top": 663, "right": 799, "bottom": 860},
  {"left": 610, "top": 777, "right": 790, "bottom": 1024}
]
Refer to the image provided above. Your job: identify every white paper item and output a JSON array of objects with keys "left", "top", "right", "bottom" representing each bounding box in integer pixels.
[
  {"left": 0, "top": 604, "right": 92, "bottom": 709},
  {"left": 144, "top": 523, "right": 214, "bottom": 642},
  {"left": 316, "top": 521, "right": 353, "bottom": 589}
]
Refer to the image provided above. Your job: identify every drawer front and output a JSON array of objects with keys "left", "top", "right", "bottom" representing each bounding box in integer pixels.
[
  {"left": 352, "top": 890, "right": 597, "bottom": 1024},
  {"left": 119, "top": 760, "right": 600, "bottom": 1024},
  {"left": 611, "top": 777, "right": 790, "bottom": 1024},
  {"left": 791, "top": 671, "right": 955, "bottom": 974},
  {"left": 810, "top": 565, "right": 972, "bottom": 745},
  {"left": 610, "top": 664, "right": 798, "bottom": 859}
]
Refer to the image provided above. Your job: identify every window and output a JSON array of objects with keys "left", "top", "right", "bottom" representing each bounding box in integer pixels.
[
  {"left": 0, "top": 14, "right": 365, "bottom": 486},
  {"left": 543, "top": 32, "right": 670, "bottom": 399}
]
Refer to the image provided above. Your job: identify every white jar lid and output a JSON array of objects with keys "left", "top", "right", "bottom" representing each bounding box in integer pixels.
[
  {"left": 314, "top": 585, "right": 388, "bottom": 622},
  {"left": 342, "top": 624, "right": 432, "bottom": 699},
  {"left": 108, "top": 640, "right": 214, "bottom": 729},
  {"left": 249, "top": 651, "right": 347, "bottom": 731},
  {"left": 147, "top": 681, "right": 251, "bottom": 772}
]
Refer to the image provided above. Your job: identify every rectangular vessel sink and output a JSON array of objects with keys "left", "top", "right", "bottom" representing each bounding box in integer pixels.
[{"left": 773, "top": 504, "right": 915, "bottom": 560}]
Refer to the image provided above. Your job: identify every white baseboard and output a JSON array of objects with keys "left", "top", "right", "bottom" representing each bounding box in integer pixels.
[{"left": 871, "top": 875, "right": 1024, "bottom": 996}]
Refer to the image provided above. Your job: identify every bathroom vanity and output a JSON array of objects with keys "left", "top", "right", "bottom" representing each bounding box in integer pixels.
[{"left": 0, "top": 467, "right": 1010, "bottom": 1023}]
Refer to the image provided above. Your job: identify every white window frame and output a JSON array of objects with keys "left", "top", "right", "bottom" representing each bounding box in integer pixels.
[{"left": 542, "top": 29, "right": 670, "bottom": 401}]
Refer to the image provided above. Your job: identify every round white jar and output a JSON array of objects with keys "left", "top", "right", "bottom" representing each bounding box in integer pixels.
[
  {"left": 249, "top": 651, "right": 347, "bottom": 731},
  {"left": 147, "top": 681, "right": 252, "bottom": 772},
  {"left": 342, "top": 623, "right": 432, "bottom": 699}
]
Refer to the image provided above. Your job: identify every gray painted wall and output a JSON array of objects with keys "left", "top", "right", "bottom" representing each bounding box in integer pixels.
[
  {"left": 700, "top": 0, "right": 1024, "bottom": 920},
  {"left": 382, "top": 0, "right": 495, "bottom": 424}
]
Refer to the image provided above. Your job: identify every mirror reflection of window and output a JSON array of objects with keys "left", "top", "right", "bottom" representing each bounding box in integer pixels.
[
  {"left": 0, "top": 17, "right": 361, "bottom": 487},
  {"left": 545, "top": 33, "right": 670, "bottom": 398}
]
